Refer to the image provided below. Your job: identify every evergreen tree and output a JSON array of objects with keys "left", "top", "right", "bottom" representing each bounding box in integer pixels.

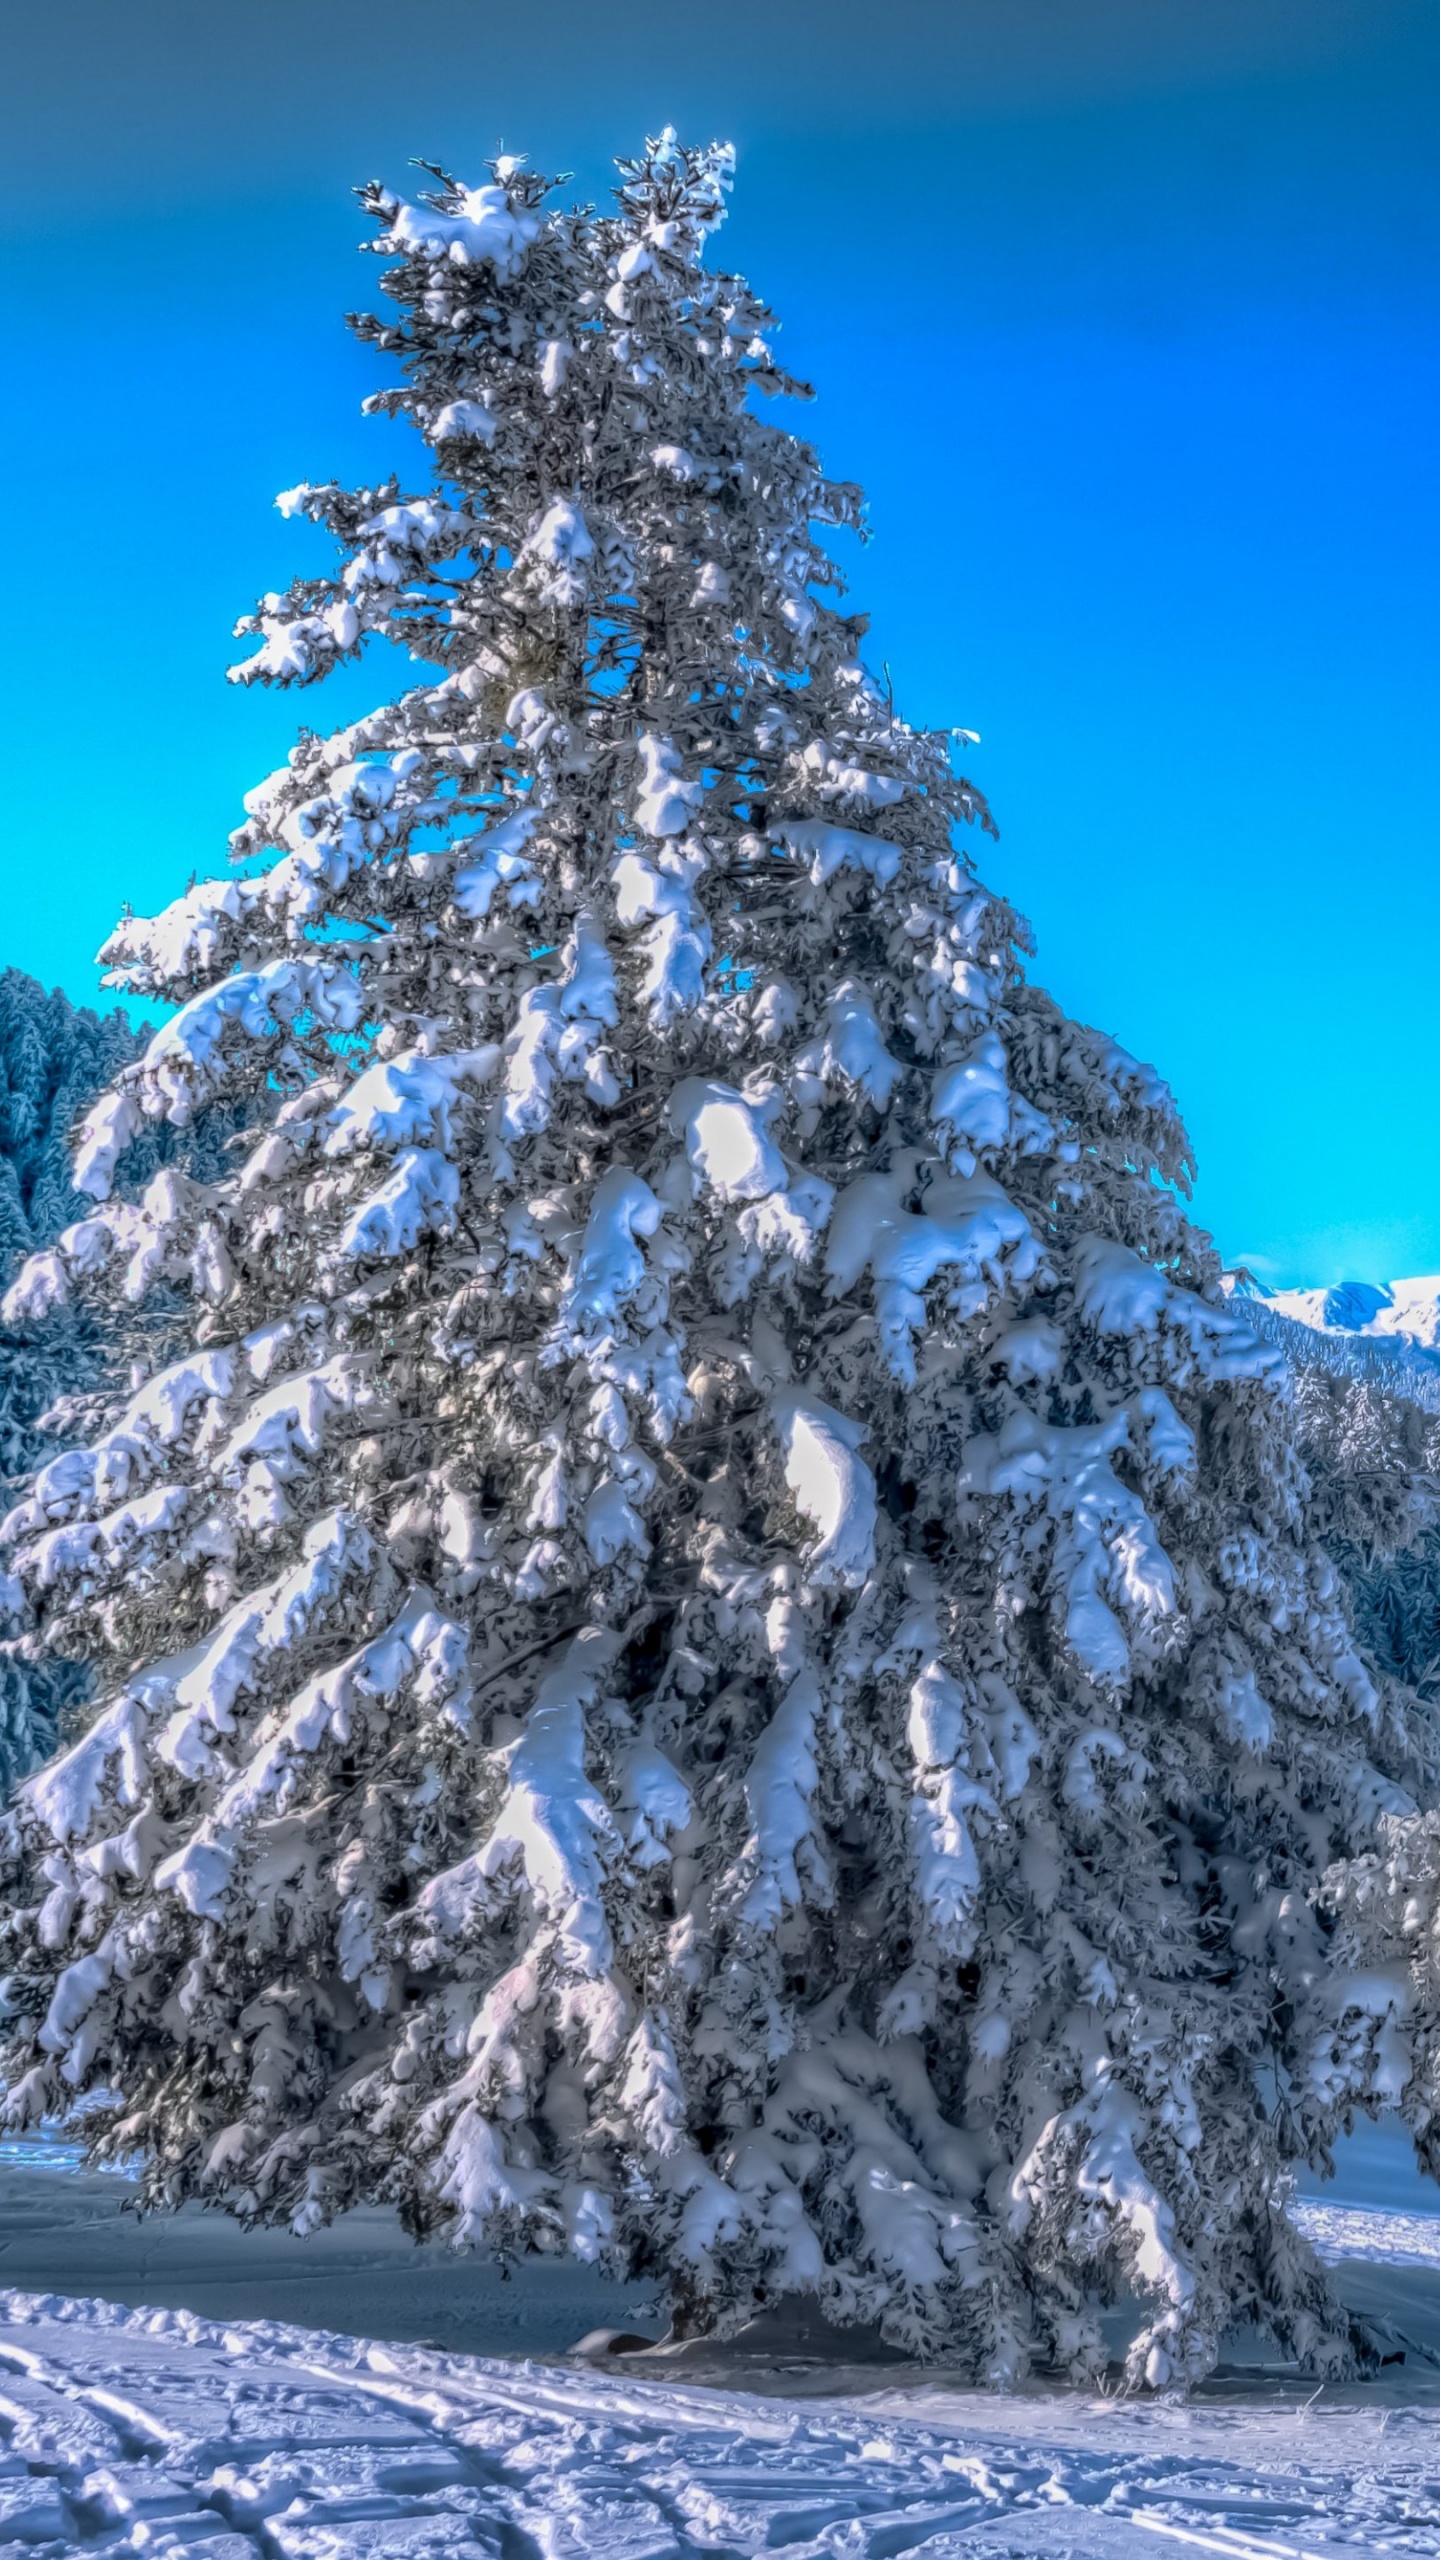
[{"left": 0, "top": 136, "right": 1430, "bottom": 2386}]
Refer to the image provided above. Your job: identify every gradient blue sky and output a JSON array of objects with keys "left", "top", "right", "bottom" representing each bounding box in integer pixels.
[{"left": 3, "top": 0, "right": 1436, "bottom": 1283}]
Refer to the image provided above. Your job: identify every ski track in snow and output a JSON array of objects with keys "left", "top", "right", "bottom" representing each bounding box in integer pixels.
[{"left": 2, "top": 2284, "right": 1440, "bottom": 2558}]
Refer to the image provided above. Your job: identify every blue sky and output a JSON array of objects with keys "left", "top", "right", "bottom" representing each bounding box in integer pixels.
[{"left": 3, "top": 0, "right": 1436, "bottom": 1284}]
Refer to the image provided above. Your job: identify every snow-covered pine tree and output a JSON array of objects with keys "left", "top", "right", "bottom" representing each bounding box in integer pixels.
[
  {"left": 0, "top": 134, "right": 1430, "bottom": 2387},
  {"left": 1350, "top": 1530, "right": 1440, "bottom": 1700}
]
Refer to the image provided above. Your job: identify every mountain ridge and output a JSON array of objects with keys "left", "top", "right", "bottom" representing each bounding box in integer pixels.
[{"left": 1223, "top": 1270, "right": 1440, "bottom": 1412}]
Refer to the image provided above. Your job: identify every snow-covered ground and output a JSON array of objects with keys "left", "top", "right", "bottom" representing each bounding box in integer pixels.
[
  {"left": 6, "top": 2138, "right": 1440, "bottom": 2554},
  {"left": 0, "top": 2140, "right": 656, "bottom": 2361},
  {"left": 1293, "top": 2195, "right": 1440, "bottom": 2268},
  {"left": 6, "top": 2272, "right": 1440, "bottom": 2558}
]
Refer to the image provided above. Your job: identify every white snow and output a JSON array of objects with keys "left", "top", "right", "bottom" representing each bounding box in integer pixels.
[
  {"left": 803, "top": 739, "right": 907, "bottom": 809},
  {"left": 770, "top": 816, "right": 904, "bottom": 886},
  {"left": 1072, "top": 1234, "right": 1172, "bottom": 1335},
  {"left": 339, "top": 1147, "right": 459, "bottom": 1257},
  {"left": 520, "top": 496, "right": 594, "bottom": 605},
  {"left": 4, "top": 2254, "right": 1440, "bottom": 2557},
  {"left": 1256, "top": 1273, "right": 1440, "bottom": 1361},
  {"left": 793, "top": 980, "right": 903, "bottom": 1108},
  {"left": 419, "top": 1626, "right": 618, "bottom": 1958},
  {"left": 671, "top": 1078, "right": 787, "bottom": 1202},
  {"left": 323, "top": 1047, "right": 500, "bottom": 1156},
  {"left": 958, "top": 1395, "right": 1191, "bottom": 1690},
  {"left": 561, "top": 1165, "right": 664, "bottom": 1333},
  {"left": 634, "top": 731, "right": 704, "bottom": 838},
  {"left": 931, "top": 1031, "right": 1012, "bottom": 1163},
  {"left": 825, "top": 1165, "right": 1039, "bottom": 1382},
  {"left": 377, "top": 180, "right": 539, "bottom": 278},
  {"left": 736, "top": 1662, "right": 827, "bottom": 1925},
  {"left": 611, "top": 837, "right": 711, "bottom": 1023},
  {"left": 427, "top": 397, "right": 498, "bottom": 443},
  {"left": 1293, "top": 2197, "right": 1440, "bottom": 2269},
  {"left": 771, "top": 1388, "right": 877, "bottom": 1586},
  {"left": 0, "top": 2139, "right": 1439, "bottom": 2555},
  {"left": 450, "top": 810, "right": 541, "bottom": 921},
  {"left": 133, "top": 960, "right": 364, "bottom": 1133}
]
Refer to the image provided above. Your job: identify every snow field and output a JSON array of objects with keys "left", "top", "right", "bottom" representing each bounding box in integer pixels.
[
  {"left": 1291, "top": 2197, "right": 1440, "bottom": 2270},
  {"left": 2, "top": 2283, "right": 1440, "bottom": 2559}
]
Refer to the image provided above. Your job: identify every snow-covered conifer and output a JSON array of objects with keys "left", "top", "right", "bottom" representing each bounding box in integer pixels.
[{"left": 0, "top": 136, "right": 1431, "bottom": 2386}]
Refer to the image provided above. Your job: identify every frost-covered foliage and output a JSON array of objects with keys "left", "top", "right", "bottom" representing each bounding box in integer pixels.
[
  {"left": 1231, "top": 1286, "right": 1440, "bottom": 1418},
  {"left": 1305, "top": 1374, "right": 1440, "bottom": 1710},
  {"left": 0, "top": 971, "right": 145, "bottom": 1287},
  {"left": 0, "top": 973, "right": 250, "bottom": 1798},
  {"left": 1348, "top": 1530, "right": 1440, "bottom": 1703},
  {"left": 1238, "top": 1329, "right": 1440, "bottom": 2154},
  {"left": 0, "top": 136, "right": 1431, "bottom": 2390},
  {"left": 0, "top": 973, "right": 152, "bottom": 1796},
  {"left": 1229, "top": 1294, "right": 1440, "bottom": 1707},
  {"left": 1227, "top": 1282, "right": 1440, "bottom": 1709}
]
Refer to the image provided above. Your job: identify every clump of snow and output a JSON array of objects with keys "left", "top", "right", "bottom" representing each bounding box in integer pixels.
[
  {"left": 634, "top": 732, "right": 705, "bottom": 838},
  {"left": 825, "top": 1164, "right": 1039, "bottom": 1381},
  {"left": 771, "top": 1389, "right": 877, "bottom": 1586},
  {"left": 377, "top": 180, "right": 540, "bottom": 278},
  {"left": 452, "top": 811, "right": 541, "bottom": 920},
  {"left": 521, "top": 498, "right": 595, "bottom": 607},
  {"left": 429, "top": 397, "right": 499, "bottom": 444},
  {"left": 770, "top": 817, "right": 904, "bottom": 887},
  {"left": 671, "top": 1079, "right": 787, "bottom": 1202},
  {"left": 793, "top": 980, "right": 903, "bottom": 1109}
]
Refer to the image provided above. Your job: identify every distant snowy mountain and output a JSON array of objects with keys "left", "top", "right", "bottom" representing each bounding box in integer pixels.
[
  {"left": 1225, "top": 1270, "right": 1440, "bottom": 1410},
  {"left": 1254, "top": 1275, "right": 1440, "bottom": 1364}
]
